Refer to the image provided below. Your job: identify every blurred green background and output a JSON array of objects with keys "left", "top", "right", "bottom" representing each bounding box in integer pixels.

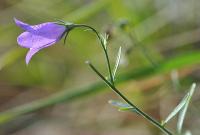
[{"left": 0, "top": 0, "right": 200, "bottom": 134}]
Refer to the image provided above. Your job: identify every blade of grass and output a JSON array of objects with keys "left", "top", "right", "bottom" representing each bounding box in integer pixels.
[{"left": 0, "top": 51, "right": 200, "bottom": 124}]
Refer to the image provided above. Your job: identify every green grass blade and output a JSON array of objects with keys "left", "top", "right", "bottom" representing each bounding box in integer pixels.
[{"left": 0, "top": 51, "right": 200, "bottom": 124}]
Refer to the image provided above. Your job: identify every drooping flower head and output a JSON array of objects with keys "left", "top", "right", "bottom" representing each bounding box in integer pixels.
[{"left": 14, "top": 18, "right": 70, "bottom": 64}]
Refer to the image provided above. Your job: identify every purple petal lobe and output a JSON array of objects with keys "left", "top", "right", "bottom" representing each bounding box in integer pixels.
[
  {"left": 16, "top": 22, "right": 66, "bottom": 49},
  {"left": 25, "top": 41, "right": 56, "bottom": 64},
  {"left": 31, "top": 22, "right": 66, "bottom": 39},
  {"left": 26, "top": 48, "right": 40, "bottom": 65},
  {"left": 14, "top": 18, "right": 66, "bottom": 36},
  {"left": 17, "top": 31, "right": 58, "bottom": 48},
  {"left": 15, "top": 19, "right": 68, "bottom": 64},
  {"left": 14, "top": 18, "right": 34, "bottom": 32}
]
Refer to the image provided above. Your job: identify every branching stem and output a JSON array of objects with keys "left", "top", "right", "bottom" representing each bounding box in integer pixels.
[
  {"left": 70, "top": 23, "right": 173, "bottom": 135},
  {"left": 86, "top": 61, "right": 173, "bottom": 135}
]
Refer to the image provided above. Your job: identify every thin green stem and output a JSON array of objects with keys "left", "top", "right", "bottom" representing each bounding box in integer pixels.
[
  {"left": 86, "top": 61, "right": 173, "bottom": 135},
  {"left": 73, "top": 24, "right": 115, "bottom": 85},
  {"left": 68, "top": 23, "right": 172, "bottom": 134}
]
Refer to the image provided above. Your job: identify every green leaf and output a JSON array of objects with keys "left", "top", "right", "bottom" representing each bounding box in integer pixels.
[
  {"left": 109, "top": 100, "right": 131, "bottom": 108},
  {"left": 113, "top": 46, "right": 122, "bottom": 80},
  {"left": 177, "top": 83, "right": 196, "bottom": 134},
  {"left": 108, "top": 100, "right": 139, "bottom": 114},
  {"left": 162, "top": 92, "right": 190, "bottom": 126},
  {"left": 101, "top": 33, "right": 109, "bottom": 49}
]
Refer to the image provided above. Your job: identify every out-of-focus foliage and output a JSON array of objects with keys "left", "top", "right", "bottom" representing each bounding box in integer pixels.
[{"left": 0, "top": 0, "right": 200, "bottom": 135}]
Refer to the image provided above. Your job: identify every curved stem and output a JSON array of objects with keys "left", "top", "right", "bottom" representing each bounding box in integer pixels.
[
  {"left": 73, "top": 24, "right": 115, "bottom": 85},
  {"left": 87, "top": 62, "right": 173, "bottom": 135},
  {"left": 69, "top": 23, "right": 172, "bottom": 134}
]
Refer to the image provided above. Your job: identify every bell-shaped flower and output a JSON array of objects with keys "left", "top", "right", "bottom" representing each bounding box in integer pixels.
[{"left": 14, "top": 18, "right": 68, "bottom": 64}]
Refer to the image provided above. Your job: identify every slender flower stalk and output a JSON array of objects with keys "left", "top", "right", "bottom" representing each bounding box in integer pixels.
[
  {"left": 15, "top": 19, "right": 172, "bottom": 134},
  {"left": 81, "top": 25, "right": 173, "bottom": 135},
  {"left": 72, "top": 24, "right": 115, "bottom": 85}
]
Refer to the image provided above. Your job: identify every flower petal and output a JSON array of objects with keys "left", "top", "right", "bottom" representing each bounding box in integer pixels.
[
  {"left": 25, "top": 41, "right": 56, "bottom": 64},
  {"left": 17, "top": 31, "right": 60, "bottom": 48},
  {"left": 14, "top": 18, "right": 66, "bottom": 40},
  {"left": 25, "top": 48, "right": 40, "bottom": 64},
  {"left": 14, "top": 18, "right": 34, "bottom": 32},
  {"left": 14, "top": 19, "right": 68, "bottom": 64},
  {"left": 31, "top": 22, "right": 66, "bottom": 39}
]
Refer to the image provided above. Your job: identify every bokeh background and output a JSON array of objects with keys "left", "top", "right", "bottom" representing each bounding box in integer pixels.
[{"left": 0, "top": 0, "right": 200, "bottom": 134}]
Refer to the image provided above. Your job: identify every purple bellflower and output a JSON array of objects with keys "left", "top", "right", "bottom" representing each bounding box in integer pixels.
[{"left": 14, "top": 18, "right": 69, "bottom": 64}]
